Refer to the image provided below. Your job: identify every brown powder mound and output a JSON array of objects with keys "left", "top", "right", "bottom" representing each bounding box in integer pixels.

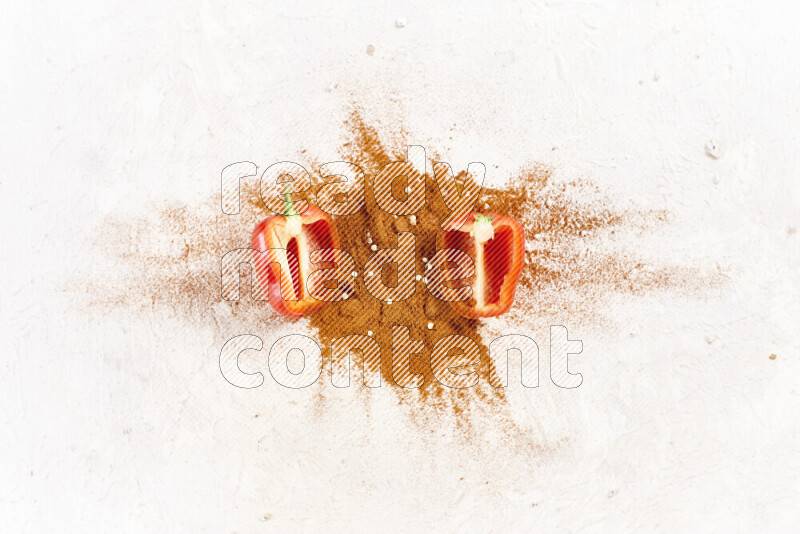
[
  {"left": 309, "top": 114, "right": 496, "bottom": 405},
  {"left": 81, "top": 108, "right": 717, "bottom": 415}
]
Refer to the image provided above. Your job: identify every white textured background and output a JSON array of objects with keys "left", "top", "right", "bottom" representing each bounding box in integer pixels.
[{"left": 2, "top": 1, "right": 799, "bottom": 532}]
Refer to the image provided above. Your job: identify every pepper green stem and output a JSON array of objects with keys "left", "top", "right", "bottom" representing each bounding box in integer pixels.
[{"left": 283, "top": 183, "right": 298, "bottom": 217}]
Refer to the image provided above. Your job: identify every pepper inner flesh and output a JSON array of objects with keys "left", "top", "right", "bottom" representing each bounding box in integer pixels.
[
  {"left": 280, "top": 219, "right": 335, "bottom": 301},
  {"left": 443, "top": 227, "right": 513, "bottom": 306}
]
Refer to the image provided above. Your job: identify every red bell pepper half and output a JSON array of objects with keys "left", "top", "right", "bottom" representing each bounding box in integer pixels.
[
  {"left": 252, "top": 186, "right": 338, "bottom": 318},
  {"left": 441, "top": 212, "right": 525, "bottom": 318}
]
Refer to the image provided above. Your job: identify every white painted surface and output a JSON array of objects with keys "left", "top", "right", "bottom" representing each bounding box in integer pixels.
[{"left": 2, "top": 1, "right": 799, "bottom": 531}]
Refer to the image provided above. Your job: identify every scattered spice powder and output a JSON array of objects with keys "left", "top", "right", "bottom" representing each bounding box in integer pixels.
[
  {"left": 309, "top": 115, "right": 500, "bottom": 408},
  {"left": 82, "top": 108, "right": 718, "bottom": 418}
]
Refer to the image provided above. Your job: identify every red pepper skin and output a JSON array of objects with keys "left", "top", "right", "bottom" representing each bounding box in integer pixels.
[
  {"left": 251, "top": 206, "right": 338, "bottom": 319},
  {"left": 441, "top": 211, "right": 525, "bottom": 319}
]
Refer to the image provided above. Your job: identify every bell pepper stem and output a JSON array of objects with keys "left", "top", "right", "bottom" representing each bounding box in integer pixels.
[
  {"left": 283, "top": 183, "right": 299, "bottom": 217},
  {"left": 282, "top": 183, "right": 303, "bottom": 237}
]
